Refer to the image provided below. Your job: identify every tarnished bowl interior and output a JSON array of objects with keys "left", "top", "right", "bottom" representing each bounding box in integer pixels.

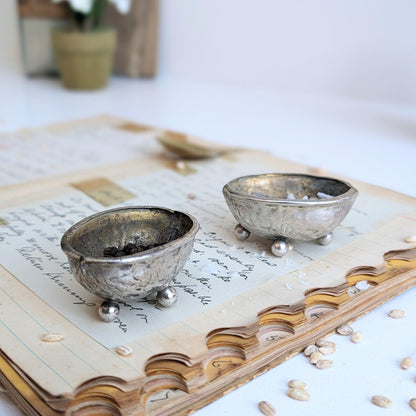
[
  {"left": 66, "top": 207, "right": 194, "bottom": 258},
  {"left": 226, "top": 174, "right": 351, "bottom": 201},
  {"left": 61, "top": 206, "right": 199, "bottom": 301},
  {"left": 223, "top": 173, "right": 358, "bottom": 241}
]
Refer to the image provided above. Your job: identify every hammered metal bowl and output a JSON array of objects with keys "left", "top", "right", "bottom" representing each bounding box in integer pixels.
[
  {"left": 61, "top": 206, "right": 199, "bottom": 321},
  {"left": 223, "top": 173, "right": 358, "bottom": 256}
]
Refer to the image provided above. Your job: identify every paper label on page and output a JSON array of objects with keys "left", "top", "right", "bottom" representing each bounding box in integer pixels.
[{"left": 71, "top": 177, "right": 136, "bottom": 207}]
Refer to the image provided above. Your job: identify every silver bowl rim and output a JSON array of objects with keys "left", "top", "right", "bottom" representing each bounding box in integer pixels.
[
  {"left": 222, "top": 173, "right": 358, "bottom": 206},
  {"left": 61, "top": 206, "right": 200, "bottom": 264}
]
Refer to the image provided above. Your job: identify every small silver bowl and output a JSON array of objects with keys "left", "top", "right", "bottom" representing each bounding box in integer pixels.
[
  {"left": 61, "top": 206, "right": 199, "bottom": 321},
  {"left": 223, "top": 173, "right": 358, "bottom": 256}
]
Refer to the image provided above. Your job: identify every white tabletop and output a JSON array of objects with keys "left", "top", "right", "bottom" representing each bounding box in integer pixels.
[{"left": 1, "top": 71, "right": 416, "bottom": 415}]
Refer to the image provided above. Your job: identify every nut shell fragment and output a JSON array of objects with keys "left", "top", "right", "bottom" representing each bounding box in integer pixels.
[
  {"left": 287, "top": 388, "right": 310, "bottom": 401},
  {"left": 288, "top": 379, "right": 307, "bottom": 389},
  {"left": 309, "top": 351, "right": 322, "bottom": 364},
  {"left": 336, "top": 324, "right": 353, "bottom": 336},
  {"left": 316, "top": 359, "right": 333, "bottom": 369},
  {"left": 401, "top": 357, "right": 412, "bottom": 369},
  {"left": 304, "top": 344, "right": 318, "bottom": 356},
  {"left": 258, "top": 401, "right": 275, "bottom": 416},
  {"left": 115, "top": 345, "right": 133, "bottom": 357},
  {"left": 316, "top": 339, "right": 335, "bottom": 348},
  {"left": 371, "top": 395, "right": 392, "bottom": 408},
  {"left": 351, "top": 331, "right": 363, "bottom": 343},
  {"left": 404, "top": 235, "right": 416, "bottom": 244},
  {"left": 388, "top": 309, "right": 405, "bottom": 319},
  {"left": 319, "top": 345, "right": 336, "bottom": 355},
  {"left": 409, "top": 398, "right": 416, "bottom": 411},
  {"left": 40, "top": 333, "right": 63, "bottom": 343}
]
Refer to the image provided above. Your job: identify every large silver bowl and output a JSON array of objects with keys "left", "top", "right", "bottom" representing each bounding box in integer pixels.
[
  {"left": 61, "top": 206, "right": 199, "bottom": 321},
  {"left": 223, "top": 173, "right": 358, "bottom": 256}
]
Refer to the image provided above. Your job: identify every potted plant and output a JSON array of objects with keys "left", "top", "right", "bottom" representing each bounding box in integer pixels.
[{"left": 52, "top": 0, "right": 131, "bottom": 90}]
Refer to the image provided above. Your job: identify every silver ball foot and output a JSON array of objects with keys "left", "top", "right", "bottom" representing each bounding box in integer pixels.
[
  {"left": 317, "top": 232, "right": 333, "bottom": 246},
  {"left": 98, "top": 300, "right": 120, "bottom": 322},
  {"left": 234, "top": 224, "right": 250, "bottom": 241},
  {"left": 157, "top": 286, "right": 178, "bottom": 307},
  {"left": 271, "top": 239, "right": 289, "bottom": 257}
]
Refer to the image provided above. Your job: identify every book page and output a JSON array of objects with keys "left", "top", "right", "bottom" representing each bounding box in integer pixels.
[
  {"left": 1, "top": 117, "right": 416, "bottom": 403},
  {"left": 0, "top": 157, "right": 411, "bottom": 349},
  {"left": 0, "top": 117, "right": 158, "bottom": 186}
]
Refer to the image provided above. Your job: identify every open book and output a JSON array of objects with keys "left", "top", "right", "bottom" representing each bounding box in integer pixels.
[{"left": 1, "top": 116, "right": 415, "bottom": 415}]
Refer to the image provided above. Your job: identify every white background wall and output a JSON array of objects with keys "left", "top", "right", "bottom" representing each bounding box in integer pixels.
[
  {"left": 2, "top": 0, "right": 416, "bottom": 103},
  {"left": 158, "top": 0, "right": 416, "bottom": 103}
]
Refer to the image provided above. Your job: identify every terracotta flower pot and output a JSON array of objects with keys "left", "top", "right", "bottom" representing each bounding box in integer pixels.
[{"left": 52, "top": 28, "right": 116, "bottom": 90}]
